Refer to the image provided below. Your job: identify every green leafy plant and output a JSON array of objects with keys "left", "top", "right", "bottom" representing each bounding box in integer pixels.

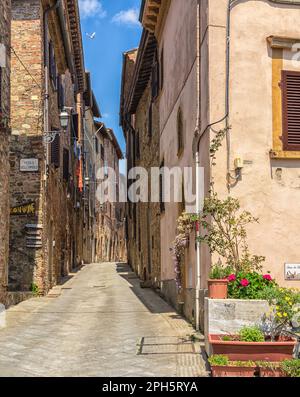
[
  {"left": 209, "top": 261, "right": 232, "bottom": 280},
  {"left": 227, "top": 271, "right": 277, "bottom": 300},
  {"left": 233, "top": 361, "right": 256, "bottom": 367},
  {"left": 208, "top": 355, "right": 229, "bottom": 366},
  {"left": 198, "top": 194, "right": 265, "bottom": 274},
  {"left": 30, "top": 283, "right": 39, "bottom": 296},
  {"left": 280, "top": 359, "right": 300, "bottom": 377},
  {"left": 171, "top": 212, "right": 197, "bottom": 291},
  {"left": 238, "top": 326, "right": 265, "bottom": 342},
  {"left": 257, "top": 286, "right": 300, "bottom": 341},
  {"left": 256, "top": 361, "right": 280, "bottom": 369}
]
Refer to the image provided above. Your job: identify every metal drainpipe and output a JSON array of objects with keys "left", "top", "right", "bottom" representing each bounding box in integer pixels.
[{"left": 195, "top": 0, "right": 201, "bottom": 332}]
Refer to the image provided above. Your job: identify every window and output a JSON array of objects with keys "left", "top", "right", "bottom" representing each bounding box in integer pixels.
[
  {"left": 282, "top": 70, "right": 300, "bottom": 151},
  {"left": 100, "top": 144, "right": 104, "bottom": 160},
  {"left": 0, "top": 67, "right": 2, "bottom": 114},
  {"left": 51, "top": 132, "right": 60, "bottom": 168},
  {"left": 95, "top": 137, "right": 99, "bottom": 154},
  {"left": 160, "top": 47, "right": 164, "bottom": 91},
  {"left": 72, "top": 113, "right": 79, "bottom": 141},
  {"left": 136, "top": 130, "right": 140, "bottom": 160},
  {"left": 148, "top": 103, "right": 153, "bottom": 138},
  {"left": 57, "top": 75, "right": 65, "bottom": 110},
  {"left": 177, "top": 107, "right": 184, "bottom": 156},
  {"left": 49, "top": 41, "right": 57, "bottom": 89},
  {"left": 151, "top": 50, "right": 159, "bottom": 99},
  {"left": 160, "top": 160, "right": 165, "bottom": 213},
  {"left": 63, "top": 148, "right": 69, "bottom": 181}
]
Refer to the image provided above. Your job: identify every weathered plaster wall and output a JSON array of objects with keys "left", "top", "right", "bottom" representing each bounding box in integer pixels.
[
  {"left": 159, "top": 0, "right": 198, "bottom": 297},
  {"left": 206, "top": 0, "right": 300, "bottom": 288}
]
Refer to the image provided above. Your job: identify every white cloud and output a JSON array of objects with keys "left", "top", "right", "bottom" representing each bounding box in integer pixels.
[
  {"left": 79, "top": 0, "right": 106, "bottom": 19},
  {"left": 112, "top": 8, "right": 140, "bottom": 27}
]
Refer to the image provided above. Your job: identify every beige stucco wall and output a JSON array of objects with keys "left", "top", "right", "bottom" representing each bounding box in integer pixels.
[
  {"left": 204, "top": 0, "right": 300, "bottom": 287},
  {"left": 159, "top": 0, "right": 198, "bottom": 287}
]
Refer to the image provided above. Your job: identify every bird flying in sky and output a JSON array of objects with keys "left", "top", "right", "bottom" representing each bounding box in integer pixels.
[{"left": 86, "top": 32, "right": 96, "bottom": 40}]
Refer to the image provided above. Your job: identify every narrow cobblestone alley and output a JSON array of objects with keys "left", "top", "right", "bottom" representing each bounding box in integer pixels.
[{"left": 0, "top": 263, "right": 208, "bottom": 377}]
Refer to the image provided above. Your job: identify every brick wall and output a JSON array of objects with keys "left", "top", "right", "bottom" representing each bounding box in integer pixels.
[{"left": 0, "top": 0, "right": 11, "bottom": 303}]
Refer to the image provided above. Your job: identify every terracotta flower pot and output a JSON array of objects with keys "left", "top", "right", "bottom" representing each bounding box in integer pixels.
[
  {"left": 209, "top": 334, "right": 297, "bottom": 362},
  {"left": 207, "top": 279, "right": 228, "bottom": 299},
  {"left": 211, "top": 365, "right": 256, "bottom": 377},
  {"left": 259, "top": 366, "right": 284, "bottom": 377}
]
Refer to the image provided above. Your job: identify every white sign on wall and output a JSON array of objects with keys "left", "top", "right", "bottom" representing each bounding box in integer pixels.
[
  {"left": 285, "top": 264, "right": 300, "bottom": 281},
  {"left": 20, "top": 158, "right": 39, "bottom": 172}
]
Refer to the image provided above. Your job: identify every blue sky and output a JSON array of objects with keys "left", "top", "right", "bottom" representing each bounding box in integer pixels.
[{"left": 79, "top": 0, "right": 142, "bottom": 155}]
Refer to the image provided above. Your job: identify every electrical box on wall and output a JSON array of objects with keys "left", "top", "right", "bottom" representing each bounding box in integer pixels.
[{"left": 234, "top": 157, "right": 244, "bottom": 170}]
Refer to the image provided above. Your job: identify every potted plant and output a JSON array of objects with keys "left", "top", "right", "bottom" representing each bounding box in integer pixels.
[
  {"left": 208, "top": 355, "right": 257, "bottom": 377},
  {"left": 209, "top": 325, "right": 297, "bottom": 362},
  {"left": 256, "top": 361, "right": 284, "bottom": 377},
  {"left": 208, "top": 262, "right": 231, "bottom": 299},
  {"left": 280, "top": 359, "right": 300, "bottom": 377}
]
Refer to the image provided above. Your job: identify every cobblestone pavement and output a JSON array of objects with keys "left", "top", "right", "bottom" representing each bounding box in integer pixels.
[{"left": 0, "top": 263, "right": 208, "bottom": 377}]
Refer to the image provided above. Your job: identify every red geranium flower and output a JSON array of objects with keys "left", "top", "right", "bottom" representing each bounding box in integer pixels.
[
  {"left": 263, "top": 274, "right": 272, "bottom": 281},
  {"left": 227, "top": 274, "right": 236, "bottom": 282},
  {"left": 240, "top": 279, "right": 250, "bottom": 287}
]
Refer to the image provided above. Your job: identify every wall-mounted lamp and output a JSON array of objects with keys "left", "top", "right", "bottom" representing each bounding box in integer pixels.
[{"left": 43, "top": 107, "right": 73, "bottom": 144}]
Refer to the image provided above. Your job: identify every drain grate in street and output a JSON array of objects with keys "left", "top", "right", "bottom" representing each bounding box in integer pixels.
[{"left": 137, "top": 336, "right": 196, "bottom": 355}]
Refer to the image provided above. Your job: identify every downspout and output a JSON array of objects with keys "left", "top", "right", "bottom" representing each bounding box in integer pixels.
[{"left": 195, "top": 0, "right": 201, "bottom": 332}]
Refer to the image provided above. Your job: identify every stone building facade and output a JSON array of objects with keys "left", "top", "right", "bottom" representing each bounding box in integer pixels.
[
  {"left": 135, "top": 0, "right": 198, "bottom": 321},
  {"left": 120, "top": 32, "right": 161, "bottom": 288},
  {"left": 9, "top": 0, "right": 86, "bottom": 295},
  {"left": 0, "top": 0, "right": 11, "bottom": 303},
  {"left": 127, "top": 0, "right": 300, "bottom": 331},
  {"left": 95, "top": 125, "right": 126, "bottom": 263}
]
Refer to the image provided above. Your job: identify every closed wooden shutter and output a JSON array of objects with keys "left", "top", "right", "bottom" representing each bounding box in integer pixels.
[
  {"left": 57, "top": 75, "right": 65, "bottom": 110},
  {"left": 0, "top": 67, "right": 2, "bottom": 115},
  {"left": 282, "top": 70, "right": 300, "bottom": 151},
  {"left": 49, "top": 41, "right": 57, "bottom": 89},
  {"left": 72, "top": 113, "right": 79, "bottom": 140},
  {"left": 63, "top": 148, "right": 69, "bottom": 181},
  {"left": 51, "top": 133, "right": 60, "bottom": 168},
  {"left": 148, "top": 103, "right": 152, "bottom": 138}
]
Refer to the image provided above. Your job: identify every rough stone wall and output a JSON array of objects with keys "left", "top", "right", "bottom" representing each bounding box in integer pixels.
[
  {"left": 9, "top": 0, "right": 82, "bottom": 294},
  {"left": 134, "top": 84, "right": 161, "bottom": 287},
  {"left": 9, "top": 135, "right": 45, "bottom": 291},
  {"left": 0, "top": 0, "right": 11, "bottom": 303}
]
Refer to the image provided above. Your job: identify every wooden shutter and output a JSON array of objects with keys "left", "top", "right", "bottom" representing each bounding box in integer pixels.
[
  {"left": 57, "top": 75, "right": 65, "bottom": 110},
  {"left": 151, "top": 50, "right": 159, "bottom": 99},
  {"left": 148, "top": 103, "right": 153, "bottom": 138},
  {"left": 63, "top": 148, "right": 69, "bottom": 181},
  {"left": 49, "top": 41, "right": 57, "bottom": 89},
  {"left": 51, "top": 133, "right": 60, "bottom": 168},
  {"left": 282, "top": 70, "right": 300, "bottom": 151},
  {"left": 0, "top": 67, "right": 2, "bottom": 115},
  {"left": 72, "top": 113, "right": 79, "bottom": 140}
]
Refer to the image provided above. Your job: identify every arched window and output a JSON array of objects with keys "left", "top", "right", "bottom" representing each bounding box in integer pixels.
[{"left": 177, "top": 107, "right": 184, "bottom": 156}]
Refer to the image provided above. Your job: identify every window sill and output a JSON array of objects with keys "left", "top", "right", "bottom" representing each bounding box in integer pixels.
[{"left": 270, "top": 149, "right": 300, "bottom": 160}]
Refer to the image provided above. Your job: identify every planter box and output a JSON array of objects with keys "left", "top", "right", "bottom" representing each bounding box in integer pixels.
[
  {"left": 209, "top": 334, "right": 297, "bottom": 361},
  {"left": 259, "top": 367, "right": 284, "bottom": 377},
  {"left": 211, "top": 365, "right": 256, "bottom": 377},
  {"left": 208, "top": 279, "right": 228, "bottom": 299}
]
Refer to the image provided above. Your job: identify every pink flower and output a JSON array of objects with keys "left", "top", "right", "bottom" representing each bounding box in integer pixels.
[
  {"left": 227, "top": 274, "right": 236, "bottom": 282},
  {"left": 263, "top": 274, "right": 272, "bottom": 281},
  {"left": 240, "top": 279, "right": 250, "bottom": 287}
]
